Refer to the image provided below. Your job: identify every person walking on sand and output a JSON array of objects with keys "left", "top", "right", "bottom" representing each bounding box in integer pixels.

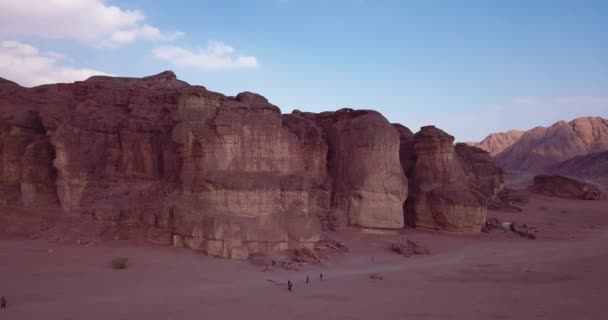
[
  {"left": 1, "top": 296, "right": 6, "bottom": 309},
  {"left": 320, "top": 273, "right": 323, "bottom": 281},
  {"left": 287, "top": 280, "right": 293, "bottom": 292},
  {"left": 306, "top": 275, "right": 309, "bottom": 284}
]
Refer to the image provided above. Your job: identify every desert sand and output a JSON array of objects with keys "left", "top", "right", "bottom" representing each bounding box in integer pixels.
[{"left": 2, "top": 192, "right": 607, "bottom": 320}]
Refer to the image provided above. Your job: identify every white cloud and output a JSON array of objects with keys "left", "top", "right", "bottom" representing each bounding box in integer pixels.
[
  {"left": 0, "top": 0, "right": 182, "bottom": 47},
  {"left": 0, "top": 40, "right": 113, "bottom": 87},
  {"left": 152, "top": 41, "right": 259, "bottom": 71}
]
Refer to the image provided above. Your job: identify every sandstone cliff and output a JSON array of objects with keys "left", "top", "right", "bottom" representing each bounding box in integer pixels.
[{"left": 0, "top": 72, "right": 502, "bottom": 258}]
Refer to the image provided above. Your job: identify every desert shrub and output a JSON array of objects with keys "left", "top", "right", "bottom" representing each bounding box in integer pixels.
[{"left": 111, "top": 257, "right": 129, "bottom": 270}]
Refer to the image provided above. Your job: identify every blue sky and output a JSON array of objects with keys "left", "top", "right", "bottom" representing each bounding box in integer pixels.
[{"left": 0, "top": 0, "right": 606, "bottom": 141}]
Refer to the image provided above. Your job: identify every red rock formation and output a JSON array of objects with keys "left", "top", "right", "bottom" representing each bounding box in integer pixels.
[
  {"left": 398, "top": 126, "right": 501, "bottom": 233},
  {"left": 284, "top": 109, "right": 408, "bottom": 230},
  {"left": 281, "top": 111, "right": 332, "bottom": 229},
  {"left": 0, "top": 81, "right": 59, "bottom": 208},
  {"left": 528, "top": 175, "right": 603, "bottom": 200},
  {"left": 315, "top": 109, "right": 407, "bottom": 230},
  {"left": 0, "top": 72, "right": 414, "bottom": 258},
  {"left": 1, "top": 72, "right": 322, "bottom": 258},
  {"left": 0, "top": 72, "right": 503, "bottom": 258}
]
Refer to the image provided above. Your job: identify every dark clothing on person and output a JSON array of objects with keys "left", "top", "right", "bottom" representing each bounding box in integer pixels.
[
  {"left": 306, "top": 275, "right": 309, "bottom": 284},
  {"left": 287, "top": 281, "right": 293, "bottom": 292},
  {"left": 320, "top": 273, "right": 323, "bottom": 281},
  {"left": 0, "top": 296, "right": 6, "bottom": 309}
]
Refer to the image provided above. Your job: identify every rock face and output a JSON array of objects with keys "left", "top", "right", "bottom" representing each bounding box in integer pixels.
[
  {"left": 0, "top": 81, "right": 59, "bottom": 208},
  {"left": 285, "top": 109, "right": 408, "bottom": 230},
  {"left": 0, "top": 72, "right": 503, "bottom": 257},
  {"left": 528, "top": 175, "right": 603, "bottom": 200},
  {"left": 2, "top": 72, "right": 324, "bottom": 259},
  {"left": 494, "top": 117, "right": 608, "bottom": 172},
  {"left": 397, "top": 126, "right": 503, "bottom": 233},
  {"left": 454, "top": 143, "right": 504, "bottom": 201},
  {"left": 469, "top": 130, "right": 525, "bottom": 156}
]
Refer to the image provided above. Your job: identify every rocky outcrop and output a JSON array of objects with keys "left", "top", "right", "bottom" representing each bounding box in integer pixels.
[
  {"left": 495, "top": 117, "right": 608, "bottom": 172},
  {"left": 398, "top": 126, "right": 502, "bottom": 233},
  {"left": 528, "top": 175, "right": 603, "bottom": 200}
]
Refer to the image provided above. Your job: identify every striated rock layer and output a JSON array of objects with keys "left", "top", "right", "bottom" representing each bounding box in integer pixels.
[{"left": 0, "top": 72, "right": 502, "bottom": 257}]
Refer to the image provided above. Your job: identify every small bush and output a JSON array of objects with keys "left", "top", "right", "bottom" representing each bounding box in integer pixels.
[{"left": 111, "top": 257, "right": 129, "bottom": 270}]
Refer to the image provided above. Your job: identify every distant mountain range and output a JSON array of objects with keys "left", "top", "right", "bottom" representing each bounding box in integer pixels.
[
  {"left": 471, "top": 116, "right": 608, "bottom": 176},
  {"left": 552, "top": 151, "right": 608, "bottom": 179},
  {"left": 470, "top": 130, "right": 524, "bottom": 156}
]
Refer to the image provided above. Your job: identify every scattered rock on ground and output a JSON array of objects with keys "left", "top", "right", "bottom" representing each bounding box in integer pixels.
[
  {"left": 315, "top": 239, "right": 349, "bottom": 252},
  {"left": 481, "top": 218, "right": 503, "bottom": 233},
  {"left": 510, "top": 222, "right": 537, "bottom": 239},
  {"left": 528, "top": 175, "right": 603, "bottom": 200},
  {"left": 489, "top": 188, "right": 529, "bottom": 212},
  {"left": 369, "top": 273, "right": 384, "bottom": 280},
  {"left": 483, "top": 218, "right": 537, "bottom": 239},
  {"left": 249, "top": 245, "right": 331, "bottom": 271},
  {"left": 391, "top": 240, "right": 430, "bottom": 257}
]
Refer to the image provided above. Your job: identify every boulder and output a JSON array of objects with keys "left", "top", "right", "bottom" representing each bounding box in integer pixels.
[
  {"left": 528, "top": 175, "right": 603, "bottom": 200},
  {"left": 391, "top": 240, "right": 430, "bottom": 257}
]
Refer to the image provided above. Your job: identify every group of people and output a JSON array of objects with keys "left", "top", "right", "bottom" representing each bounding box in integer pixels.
[{"left": 287, "top": 273, "right": 323, "bottom": 292}]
